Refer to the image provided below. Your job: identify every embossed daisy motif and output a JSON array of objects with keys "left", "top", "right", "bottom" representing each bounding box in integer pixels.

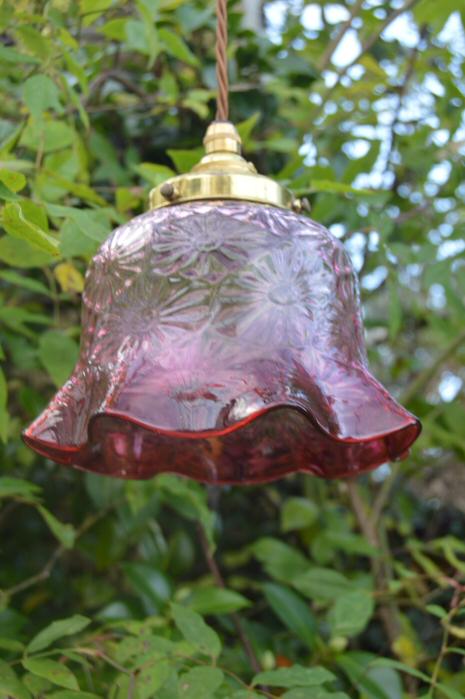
[
  {"left": 83, "top": 214, "right": 150, "bottom": 312},
  {"left": 216, "top": 244, "right": 326, "bottom": 348},
  {"left": 152, "top": 210, "right": 267, "bottom": 281},
  {"left": 88, "top": 273, "right": 212, "bottom": 361}
]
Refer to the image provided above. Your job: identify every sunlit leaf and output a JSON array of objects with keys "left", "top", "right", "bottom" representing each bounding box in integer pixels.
[{"left": 2, "top": 202, "right": 60, "bottom": 255}]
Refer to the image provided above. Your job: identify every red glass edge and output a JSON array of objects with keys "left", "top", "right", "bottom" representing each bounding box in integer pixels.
[{"left": 22, "top": 403, "right": 422, "bottom": 485}]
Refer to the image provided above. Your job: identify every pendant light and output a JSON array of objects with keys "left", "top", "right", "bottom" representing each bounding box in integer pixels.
[{"left": 23, "top": 1, "right": 421, "bottom": 484}]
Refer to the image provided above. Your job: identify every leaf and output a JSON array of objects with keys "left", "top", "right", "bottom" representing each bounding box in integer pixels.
[
  {"left": 0, "top": 637, "right": 25, "bottom": 653},
  {"left": 156, "top": 474, "right": 215, "bottom": 550},
  {"left": 46, "top": 693, "right": 102, "bottom": 699},
  {"left": 21, "top": 658, "right": 79, "bottom": 691},
  {"left": 47, "top": 204, "right": 111, "bottom": 243},
  {"left": 0, "top": 659, "right": 32, "bottom": 699},
  {"left": 28, "top": 615, "right": 91, "bottom": 653},
  {"left": 358, "top": 55, "right": 386, "bottom": 79},
  {"left": 414, "top": 0, "right": 459, "bottom": 29},
  {"left": 329, "top": 590, "right": 374, "bottom": 637},
  {"left": 436, "top": 684, "right": 465, "bottom": 699},
  {"left": 159, "top": 27, "right": 199, "bottom": 66},
  {"left": 0, "top": 270, "right": 50, "bottom": 295},
  {"left": 0, "top": 477, "right": 41, "bottom": 501},
  {"left": 263, "top": 583, "right": 317, "bottom": 649},
  {"left": 364, "top": 668, "right": 402, "bottom": 699},
  {"left": 293, "top": 568, "right": 353, "bottom": 601},
  {"left": 0, "top": 181, "right": 20, "bottom": 201},
  {"left": 135, "top": 659, "right": 172, "bottom": 699},
  {"left": 0, "top": 45, "right": 41, "bottom": 64},
  {"left": 0, "top": 169, "right": 27, "bottom": 193},
  {"left": 188, "top": 586, "right": 251, "bottom": 615},
  {"left": 281, "top": 497, "right": 318, "bottom": 532},
  {"left": 59, "top": 220, "right": 100, "bottom": 259},
  {"left": 0, "top": 307, "right": 51, "bottom": 334},
  {"left": 445, "top": 624, "right": 465, "bottom": 640},
  {"left": 252, "top": 666, "right": 336, "bottom": 688},
  {"left": 134, "top": 162, "right": 176, "bottom": 186},
  {"left": 2, "top": 202, "right": 60, "bottom": 255},
  {"left": 236, "top": 112, "right": 260, "bottom": 148},
  {"left": 303, "top": 180, "right": 374, "bottom": 196},
  {"left": 0, "top": 367, "right": 8, "bottom": 443},
  {"left": 16, "top": 26, "right": 52, "bottom": 60},
  {"left": 252, "top": 537, "right": 309, "bottom": 581},
  {"left": 336, "top": 654, "right": 391, "bottom": 699},
  {"left": 321, "top": 531, "right": 378, "bottom": 558},
  {"left": 80, "top": 0, "right": 113, "bottom": 20},
  {"left": 0, "top": 236, "right": 54, "bottom": 268},
  {"left": 283, "top": 692, "right": 350, "bottom": 699},
  {"left": 368, "top": 658, "right": 432, "bottom": 683},
  {"left": 167, "top": 148, "right": 204, "bottom": 172},
  {"left": 54, "top": 262, "right": 84, "bottom": 293},
  {"left": 99, "top": 18, "right": 128, "bottom": 41},
  {"left": 124, "top": 562, "right": 171, "bottom": 614},
  {"left": 20, "top": 120, "right": 76, "bottom": 153},
  {"left": 38, "top": 506, "right": 76, "bottom": 549},
  {"left": 426, "top": 604, "right": 447, "bottom": 619},
  {"left": 178, "top": 667, "right": 224, "bottom": 699},
  {"left": 38, "top": 330, "right": 79, "bottom": 386},
  {"left": 171, "top": 603, "right": 221, "bottom": 658},
  {"left": 23, "top": 75, "right": 62, "bottom": 118},
  {"left": 46, "top": 172, "right": 105, "bottom": 206}
]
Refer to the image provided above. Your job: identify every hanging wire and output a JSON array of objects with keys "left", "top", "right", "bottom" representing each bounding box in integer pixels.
[{"left": 215, "top": 0, "right": 229, "bottom": 121}]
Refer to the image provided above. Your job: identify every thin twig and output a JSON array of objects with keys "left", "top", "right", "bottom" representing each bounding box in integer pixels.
[
  {"left": 86, "top": 69, "right": 147, "bottom": 104},
  {"left": 314, "top": 0, "right": 420, "bottom": 122},
  {"left": 429, "top": 588, "right": 463, "bottom": 696},
  {"left": 196, "top": 524, "right": 262, "bottom": 676},
  {"left": 401, "top": 326, "right": 465, "bottom": 406},
  {"left": 346, "top": 480, "right": 402, "bottom": 644},
  {"left": 383, "top": 26, "right": 426, "bottom": 177},
  {"left": 3, "top": 505, "right": 116, "bottom": 598},
  {"left": 317, "top": 0, "right": 364, "bottom": 72}
]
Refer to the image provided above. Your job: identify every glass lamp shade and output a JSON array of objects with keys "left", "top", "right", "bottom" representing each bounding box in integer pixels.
[{"left": 23, "top": 201, "right": 421, "bottom": 484}]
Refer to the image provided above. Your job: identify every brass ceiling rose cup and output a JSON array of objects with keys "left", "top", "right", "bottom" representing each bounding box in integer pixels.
[{"left": 150, "top": 121, "right": 299, "bottom": 211}]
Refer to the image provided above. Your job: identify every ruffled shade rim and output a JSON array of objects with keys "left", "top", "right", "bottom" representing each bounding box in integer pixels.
[{"left": 23, "top": 402, "right": 421, "bottom": 485}]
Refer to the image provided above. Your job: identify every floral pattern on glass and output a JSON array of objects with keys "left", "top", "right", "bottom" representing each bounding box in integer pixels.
[
  {"left": 24, "top": 201, "right": 421, "bottom": 484},
  {"left": 151, "top": 210, "right": 268, "bottom": 282}
]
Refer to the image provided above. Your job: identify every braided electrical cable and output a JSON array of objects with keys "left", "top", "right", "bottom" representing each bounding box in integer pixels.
[{"left": 215, "top": 0, "right": 229, "bottom": 121}]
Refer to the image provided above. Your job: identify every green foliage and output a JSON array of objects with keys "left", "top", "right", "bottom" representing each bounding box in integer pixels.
[{"left": 1, "top": 1, "right": 465, "bottom": 697}]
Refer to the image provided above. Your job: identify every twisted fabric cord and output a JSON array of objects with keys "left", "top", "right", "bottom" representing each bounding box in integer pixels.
[{"left": 215, "top": 0, "right": 229, "bottom": 121}]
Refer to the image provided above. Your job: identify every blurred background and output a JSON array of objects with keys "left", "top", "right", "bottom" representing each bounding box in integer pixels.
[{"left": 0, "top": 1, "right": 465, "bottom": 697}]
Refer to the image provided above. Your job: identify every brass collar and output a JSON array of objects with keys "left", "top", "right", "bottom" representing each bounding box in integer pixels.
[{"left": 149, "top": 121, "right": 300, "bottom": 211}]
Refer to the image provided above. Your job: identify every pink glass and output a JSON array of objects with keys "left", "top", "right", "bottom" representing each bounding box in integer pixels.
[{"left": 23, "top": 201, "right": 421, "bottom": 484}]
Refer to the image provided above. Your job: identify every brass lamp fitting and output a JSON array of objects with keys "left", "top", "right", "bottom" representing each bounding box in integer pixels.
[{"left": 150, "top": 121, "right": 301, "bottom": 211}]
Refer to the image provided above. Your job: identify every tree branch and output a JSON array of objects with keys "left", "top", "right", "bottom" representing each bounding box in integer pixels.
[
  {"left": 314, "top": 0, "right": 420, "bottom": 122},
  {"left": 346, "top": 479, "right": 402, "bottom": 648},
  {"left": 317, "top": 0, "right": 364, "bottom": 72}
]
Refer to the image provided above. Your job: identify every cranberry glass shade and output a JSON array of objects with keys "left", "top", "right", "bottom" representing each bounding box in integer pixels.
[{"left": 24, "top": 201, "right": 421, "bottom": 484}]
